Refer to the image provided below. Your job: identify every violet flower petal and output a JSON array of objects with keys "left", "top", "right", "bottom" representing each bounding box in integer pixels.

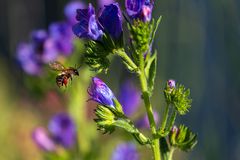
[
  {"left": 73, "top": 4, "right": 103, "bottom": 40},
  {"left": 98, "top": 3, "right": 123, "bottom": 39},
  {"left": 88, "top": 77, "right": 115, "bottom": 107}
]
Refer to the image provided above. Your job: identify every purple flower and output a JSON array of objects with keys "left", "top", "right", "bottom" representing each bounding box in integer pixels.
[
  {"left": 32, "top": 127, "right": 56, "bottom": 152},
  {"left": 118, "top": 80, "right": 141, "bottom": 116},
  {"left": 136, "top": 111, "right": 159, "bottom": 128},
  {"left": 31, "top": 30, "right": 58, "bottom": 63},
  {"left": 64, "top": 1, "right": 86, "bottom": 25},
  {"left": 17, "top": 29, "right": 58, "bottom": 75},
  {"left": 88, "top": 77, "right": 115, "bottom": 107},
  {"left": 48, "top": 113, "right": 76, "bottom": 148},
  {"left": 73, "top": 3, "right": 103, "bottom": 40},
  {"left": 49, "top": 22, "right": 74, "bottom": 56},
  {"left": 125, "top": 0, "right": 153, "bottom": 22},
  {"left": 168, "top": 79, "right": 176, "bottom": 89},
  {"left": 98, "top": 0, "right": 115, "bottom": 8},
  {"left": 17, "top": 43, "right": 41, "bottom": 75},
  {"left": 111, "top": 143, "right": 139, "bottom": 160},
  {"left": 99, "top": 3, "right": 123, "bottom": 39}
]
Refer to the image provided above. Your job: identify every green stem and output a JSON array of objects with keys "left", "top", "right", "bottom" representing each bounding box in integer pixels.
[
  {"left": 160, "top": 104, "right": 170, "bottom": 134},
  {"left": 115, "top": 49, "right": 139, "bottom": 73},
  {"left": 168, "top": 147, "right": 175, "bottom": 160},
  {"left": 138, "top": 52, "right": 161, "bottom": 160}
]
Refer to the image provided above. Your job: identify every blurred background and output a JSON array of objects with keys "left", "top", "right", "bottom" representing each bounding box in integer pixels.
[{"left": 0, "top": 0, "right": 240, "bottom": 159}]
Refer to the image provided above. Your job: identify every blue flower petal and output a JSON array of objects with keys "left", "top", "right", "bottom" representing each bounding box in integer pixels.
[
  {"left": 98, "top": 3, "right": 123, "bottom": 39},
  {"left": 73, "top": 4, "right": 103, "bottom": 40}
]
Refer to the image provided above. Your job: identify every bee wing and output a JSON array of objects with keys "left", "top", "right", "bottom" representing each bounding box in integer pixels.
[{"left": 49, "top": 61, "right": 66, "bottom": 71}]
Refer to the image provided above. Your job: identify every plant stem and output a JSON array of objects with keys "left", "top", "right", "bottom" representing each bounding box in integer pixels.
[
  {"left": 168, "top": 147, "right": 175, "bottom": 160},
  {"left": 115, "top": 49, "right": 139, "bottom": 73},
  {"left": 117, "top": 49, "right": 160, "bottom": 159},
  {"left": 138, "top": 52, "right": 161, "bottom": 160},
  {"left": 159, "top": 104, "right": 170, "bottom": 134}
]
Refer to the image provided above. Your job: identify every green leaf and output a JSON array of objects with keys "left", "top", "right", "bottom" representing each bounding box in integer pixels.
[
  {"left": 146, "top": 52, "right": 157, "bottom": 94},
  {"left": 150, "top": 16, "right": 162, "bottom": 46}
]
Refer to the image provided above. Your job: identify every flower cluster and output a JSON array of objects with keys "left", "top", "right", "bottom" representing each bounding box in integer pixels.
[
  {"left": 32, "top": 113, "right": 76, "bottom": 151},
  {"left": 17, "top": 1, "right": 84, "bottom": 75},
  {"left": 72, "top": 3, "right": 122, "bottom": 41}
]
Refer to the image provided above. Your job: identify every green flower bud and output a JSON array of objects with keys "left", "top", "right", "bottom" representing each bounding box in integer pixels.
[
  {"left": 169, "top": 125, "right": 197, "bottom": 152},
  {"left": 164, "top": 80, "right": 192, "bottom": 115}
]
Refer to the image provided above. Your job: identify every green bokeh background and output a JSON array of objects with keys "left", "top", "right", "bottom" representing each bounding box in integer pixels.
[{"left": 0, "top": 0, "right": 240, "bottom": 159}]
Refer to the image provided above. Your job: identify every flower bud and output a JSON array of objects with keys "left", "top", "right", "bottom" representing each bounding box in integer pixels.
[
  {"left": 169, "top": 125, "right": 197, "bottom": 152},
  {"left": 98, "top": 3, "right": 123, "bottom": 40},
  {"left": 167, "top": 79, "right": 176, "bottom": 89},
  {"left": 125, "top": 0, "right": 153, "bottom": 22},
  {"left": 88, "top": 77, "right": 115, "bottom": 107}
]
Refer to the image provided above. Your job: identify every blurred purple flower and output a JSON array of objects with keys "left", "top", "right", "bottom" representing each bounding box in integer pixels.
[
  {"left": 73, "top": 3, "right": 103, "bottom": 40},
  {"left": 88, "top": 77, "right": 115, "bottom": 107},
  {"left": 118, "top": 80, "right": 141, "bottom": 116},
  {"left": 49, "top": 22, "right": 74, "bottom": 56},
  {"left": 99, "top": 3, "right": 123, "bottom": 39},
  {"left": 136, "top": 111, "right": 159, "bottom": 128},
  {"left": 64, "top": 1, "right": 86, "bottom": 25},
  {"left": 17, "top": 29, "right": 58, "bottom": 75},
  {"left": 30, "top": 30, "right": 57, "bottom": 63},
  {"left": 111, "top": 143, "right": 139, "bottom": 160},
  {"left": 125, "top": 0, "right": 153, "bottom": 22},
  {"left": 32, "top": 127, "right": 56, "bottom": 152},
  {"left": 17, "top": 43, "right": 41, "bottom": 75},
  {"left": 48, "top": 113, "right": 76, "bottom": 148}
]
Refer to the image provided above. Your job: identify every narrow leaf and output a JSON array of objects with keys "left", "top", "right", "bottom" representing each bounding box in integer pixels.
[{"left": 147, "top": 52, "right": 157, "bottom": 94}]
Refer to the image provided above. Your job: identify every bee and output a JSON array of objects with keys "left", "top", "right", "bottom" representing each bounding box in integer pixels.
[{"left": 49, "top": 61, "right": 79, "bottom": 87}]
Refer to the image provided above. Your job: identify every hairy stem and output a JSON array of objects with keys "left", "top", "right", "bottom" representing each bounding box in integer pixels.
[
  {"left": 160, "top": 104, "right": 170, "bottom": 132},
  {"left": 168, "top": 147, "right": 175, "bottom": 160},
  {"left": 138, "top": 52, "right": 161, "bottom": 160},
  {"left": 115, "top": 49, "right": 139, "bottom": 73}
]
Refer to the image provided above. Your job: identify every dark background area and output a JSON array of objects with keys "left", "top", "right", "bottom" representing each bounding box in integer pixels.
[{"left": 0, "top": 0, "right": 240, "bottom": 159}]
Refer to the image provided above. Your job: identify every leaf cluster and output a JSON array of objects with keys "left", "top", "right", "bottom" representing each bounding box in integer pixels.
[{"left": 94, "top": 104, "right": 150, "bottom": 145}]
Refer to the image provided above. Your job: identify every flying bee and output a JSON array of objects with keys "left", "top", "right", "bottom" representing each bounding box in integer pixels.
[{"left": 49, "top": 61, "right": 79, "bottom": 87}]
